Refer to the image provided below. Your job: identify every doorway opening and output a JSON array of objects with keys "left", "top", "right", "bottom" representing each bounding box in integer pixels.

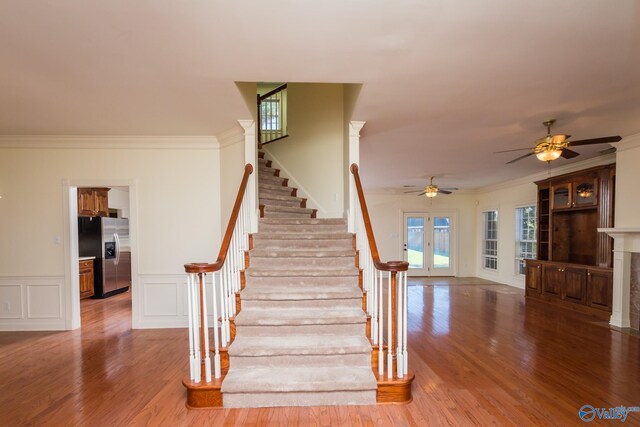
[
  {"left": 403, "top": 211, "right": 457, "bottom": 277},
  {"left": 64, "top": 182, "right": 137, "bottom": 330}
]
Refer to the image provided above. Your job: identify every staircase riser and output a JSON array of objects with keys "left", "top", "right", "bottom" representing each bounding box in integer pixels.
[
  {"left": 259, "top": 166, "right": 278, "bottom": 174},
  {"left": 250, "top": 257, "right": 355, "bottom": 268},
  {"left": 263, "top": 212, "right": 313, "bottom": 219},
  {"left": 236, "top": 323, "right": 366, "bottom": 336},
  {"left": 259, "top": 176, "right": 287, "bottom": 185},
  {"left": 259, "top": 190, "right": 299, "bottom": 200},
  {"left": 229, "top": 353, "right": 371, "bottom": 369},
  {"left": 252, "top": 239, "right": 352, "bottom": 250},
  {"left": 245, "top": 276, "right": 358, "bottom": 287},
  {"left": 223, "top": 390, "right": 376, "bottom": 408},
  {"left": 259, "top": 224, "right": 347, "bottom": 233},
  {"left": 260, "top": 199, "right": 303, "bottom": 208},
  {"left": 241, "top": 298, "right": 362, "bottom": 310},
  {"left": 259, "top": 184, "right": 292, "bottom": 194}
]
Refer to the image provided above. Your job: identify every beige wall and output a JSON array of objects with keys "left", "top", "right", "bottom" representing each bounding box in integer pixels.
[
  {"left": 264, "top": 83, "right": 345, "bottom": 218},
  {"left": 0, "top": 138, "right": 221, "bottom": 329},
  {"left": 614, "top": 136, "right": 640, "bottom": 227},
  {"left": 365, "top": 192, "right": 477, "bottom": 277},
  {"left": 475, "top": 181, "right": 538, "bottom": 288},
  {"left": 108, "top": 188, "right": 129, "bottom": 218}
]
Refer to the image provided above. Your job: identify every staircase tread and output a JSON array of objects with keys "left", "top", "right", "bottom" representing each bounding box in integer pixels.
[
  {"left": 246, "top": 266, "right": 359, "bottom": 277},
  {"left": 263, "top": 205, "right": 314, "bottom": 213},
  {"left": 250, "top": 248, "right": 355, "bottom": 257},
  {"left": 259, "top": 193, "right": 304, "bottom": 202},
  {"left": 260, "top": 218, "right": 346, "bottom": 225},
  {"left": 222, "top": 366, "right": 376, "bottom": 393},
  {"left": 241, "top": 283, "right": 362, "bottom": 300},
  {"left": 229, "top": 335, "right": 372, "bottom": 356},
  {"left": 253, "top": 232, "right": 352, "bottom": 240},
  {"left": 235, "top": 307, "right": 366, "bottom": 325}
]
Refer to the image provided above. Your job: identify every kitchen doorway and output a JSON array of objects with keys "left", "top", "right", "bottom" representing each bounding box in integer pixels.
[
  {"left": 403, "top": 211, "right": 456, "bottom": 277},
  {"left": 63, "top": 181, "right": 138, "bottom": 330}
]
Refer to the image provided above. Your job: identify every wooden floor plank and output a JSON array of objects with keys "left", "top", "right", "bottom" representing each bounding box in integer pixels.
[{"left": 1, "top": 278, "right": 639, "bottom": 426}]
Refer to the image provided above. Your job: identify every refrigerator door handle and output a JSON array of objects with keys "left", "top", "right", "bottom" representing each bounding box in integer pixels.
[{"left": 114, "top": 233, "right": 120, "bottom": 266}]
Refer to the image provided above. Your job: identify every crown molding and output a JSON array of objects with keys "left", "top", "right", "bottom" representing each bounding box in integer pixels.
[
  {"left": 0, "top": 135, "right": 219, "bottom": 150},
  {"left": 217, "top": 125, "right": 245, "bottom": 149},
  {"left": 617, "top": 132, "right": 640, "bottom": 152},
  {"left": 477, "top": 153, "right": 617, "bottom": 194}
]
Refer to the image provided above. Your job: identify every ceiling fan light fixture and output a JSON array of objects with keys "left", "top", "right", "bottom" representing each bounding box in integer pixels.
[
  {"left": 535, "top": 148, "right": 562, "bottom": 162},
  {"left": 425, "top": 185, "right": 438, "bottom": 198}
]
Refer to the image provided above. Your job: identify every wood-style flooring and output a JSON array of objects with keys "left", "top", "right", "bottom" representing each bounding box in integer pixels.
[{"left": 1, "top": 278, "right": 639, "bottom": 426}]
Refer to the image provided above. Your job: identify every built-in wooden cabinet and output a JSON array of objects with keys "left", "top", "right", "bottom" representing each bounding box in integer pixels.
[
  {"left": 78, "top": 188, "right": 109, "bottom": 217},
  {"left": 526, "top": 259, "right": 613, "bottom": 319},
  {"left": 79, "top": 259, "right": 95, "bottom": 299},
  {"left": 527, "top": 164, "right": 615, "bottom": 318}
]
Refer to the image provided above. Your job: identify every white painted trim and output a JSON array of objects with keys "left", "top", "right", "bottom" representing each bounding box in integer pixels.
[
  {"left": 477, "top": 153, "right": 616, "bottom": 194},
  {"left": 0, "top": 135, "right": 219, "bottom": 150},
  {"left": 617, "top": 132, "right": 640, "bottom": 152},
  {"left": 0, "top": 276, "right": 66, "bottom": 330},
  {"left": 348, "top": 121, "right": 365, "bottom": 232},
  {"left": 239, "top": 120, "right": 258, "bottom": 233},
  {"left": 217, "top": 125, "right": 245, "bottom": 149}
]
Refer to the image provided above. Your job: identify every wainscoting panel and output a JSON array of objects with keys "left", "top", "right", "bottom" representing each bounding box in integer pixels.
[
  {"left": 138, "top": 274, "right": 188, "bottom": 329},
  {"left": 0, "top": 276, "right": 65, "bottom": 330}
]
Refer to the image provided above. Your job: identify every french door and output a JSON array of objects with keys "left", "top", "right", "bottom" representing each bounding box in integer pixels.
[{"left": 403, "top": 212, "right": 455, "bottom": 276}]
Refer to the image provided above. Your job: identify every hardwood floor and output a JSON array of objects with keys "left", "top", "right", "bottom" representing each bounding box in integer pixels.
[{"left": 1, "top": 279, "right": 639, "bottom": 426}]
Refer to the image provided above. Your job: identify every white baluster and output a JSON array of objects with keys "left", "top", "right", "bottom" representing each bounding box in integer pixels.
[
  {"left": 217, "top": 271, "right": 227, "bottom": 345},
  {"left": 192, "top": 274, "right": 201, "bottom": 383},
  {"left": 186, "top": 273, "right": 197, "bottom": 380},
  {"left": 396, "top": 271, "right": 403, "bottom": 378},
  {"left": 222, "top": 263, "right": 230, "bottom": 345},
  {"left": 403, "top": 270, "right": 408, "bottom": 376},
  {"left": 372, "top": 267, "right": 378, "bottom": 344},
  {"left": 378, "top": 270, "right": 384, "bottom": 376},
  {"left": 201, "top": 273, "right": 212, "bottom": 383},
  {"left": 211, "top": 271, "right": 221, "bottom": 378},
  {"left": 387, "top": 271, "right": 392, "bottom": 378}
]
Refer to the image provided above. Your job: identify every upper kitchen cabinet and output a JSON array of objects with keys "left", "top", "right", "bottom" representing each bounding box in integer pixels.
[
  {"left": 551, "top": 172, "right": 598, "bottom": 210},
  {"left": 78, "top": 188, "right": 110, "bottom": 217}
]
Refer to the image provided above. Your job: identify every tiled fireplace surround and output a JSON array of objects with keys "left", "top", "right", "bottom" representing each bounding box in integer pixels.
[{"left": 601, "top": 228, "right": 640, "bottom": 330}]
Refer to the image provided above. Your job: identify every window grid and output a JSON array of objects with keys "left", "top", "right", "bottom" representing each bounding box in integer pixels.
[
  {"left": 482, "top": 210, "right": 498, "bottom": 270},
  {"left": 515, "top": 206, "right": 537, "bottom": 275}
]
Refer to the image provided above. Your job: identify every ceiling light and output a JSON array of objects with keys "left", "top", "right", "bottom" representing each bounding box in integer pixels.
[
  {"left": 535, "top": 149, "right": 562, "bottom": 162},
  {"left": 425, "top": 185, "right": 438, "bottom": 198}
]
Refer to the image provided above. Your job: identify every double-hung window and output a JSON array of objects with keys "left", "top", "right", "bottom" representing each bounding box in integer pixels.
[
  {"left": 482, "top": 210, "right": 498, "bottom": 270},
  {"left": 515, "top": 206, "right": 537, "bottom": 275}
]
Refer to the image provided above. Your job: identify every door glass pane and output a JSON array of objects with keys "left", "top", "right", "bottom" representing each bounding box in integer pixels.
[
  {"left": 433, "top": 217, "right": 450, "bottom": 269},
  {"left": 407, "top": 217, "right": 424, "bottom": 269}
]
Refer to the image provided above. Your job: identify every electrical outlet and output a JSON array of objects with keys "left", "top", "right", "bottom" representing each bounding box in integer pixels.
[{"left": 3, "top": 302, "right": 10, "bottom": 311}]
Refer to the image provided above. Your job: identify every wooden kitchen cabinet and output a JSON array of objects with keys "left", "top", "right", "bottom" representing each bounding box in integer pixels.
[
  {"left": 587, "top": 268, "right": 613, "bottom": 312},
  {"left": 79, "top": 259, "right": 95, "bottom": 299},
  {"left": 525, "top": 260, "right": 542, "bottom": 294},
  {"left": 78, "top": 188, "right": 109, "bottom": 217}
]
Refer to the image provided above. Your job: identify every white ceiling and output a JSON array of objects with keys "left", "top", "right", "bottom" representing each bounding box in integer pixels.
[{"left": 1, "top": 1, "right": 639, "bottom": 189}]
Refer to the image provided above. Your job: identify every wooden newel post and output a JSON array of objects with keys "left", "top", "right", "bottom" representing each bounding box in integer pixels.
[
  {"left": 198, "top": 273, "right": 206, "bottom": 381},
  {"left": 390, "top": 271, "right": 398, "bottom": 379}
]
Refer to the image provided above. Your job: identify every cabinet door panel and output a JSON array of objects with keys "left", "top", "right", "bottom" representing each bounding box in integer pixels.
[
  {"left": 587, "top": 270, "right": 613, "bottom": 312},
  {"left": 95, "top": 189, "right": 109, "bottom": 217},
  {"left": 552, "top": 183, "right": 572, "bottom": 210},
  {"left": 78, "top": 188, "right": 96, "bottom": 216},
  {"left": 525, "top": 262, "right": 542, "bottom": 293},
  {"left": 542, "top": 265, "right": 562, "bottom": 297},
  {"left": 562, "top": 267, "right": 586, "bottom": 304}
]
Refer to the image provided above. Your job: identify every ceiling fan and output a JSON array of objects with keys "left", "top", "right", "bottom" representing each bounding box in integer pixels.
[
  {"left": 404, "top": 176, "right": 459, "bottom": 198},
  {"left": 494, "top": 119, "right": 622, "bottom": 164}
]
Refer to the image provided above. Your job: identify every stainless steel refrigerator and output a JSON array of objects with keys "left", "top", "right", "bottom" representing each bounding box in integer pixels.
[{"left": 78, "top": 217, "right": 131, "bottom": 298}]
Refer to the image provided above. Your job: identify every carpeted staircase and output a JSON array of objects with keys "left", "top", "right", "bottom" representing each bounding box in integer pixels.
[{"left": 220, "top": 151, "right": 377, "bottom": 407}]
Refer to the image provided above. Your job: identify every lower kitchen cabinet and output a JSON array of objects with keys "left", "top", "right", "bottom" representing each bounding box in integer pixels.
[
  {"left": 525, "top": 259, "right": 612, "bottom": 318},
  {"left": 79, "top": 259, "right": 95, "bottom": 299}
]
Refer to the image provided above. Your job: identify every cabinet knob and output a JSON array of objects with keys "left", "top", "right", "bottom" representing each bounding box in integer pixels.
[{"left": 587, "top": 272, "right": 591, "bottom": 276}]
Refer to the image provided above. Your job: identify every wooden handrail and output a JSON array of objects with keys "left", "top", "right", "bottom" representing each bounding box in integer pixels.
[
  {"left": 350, "top": 163, "right": 408, "bottom": 273},
  {"left": 258, "top": 83, "right": 287, "bottom": 101},
  {"left": 185, "top": 163, "right": 254, "bottom": 274}
]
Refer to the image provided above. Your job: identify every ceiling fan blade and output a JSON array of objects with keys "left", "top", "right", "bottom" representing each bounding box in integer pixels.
[
  {"left": 568, "top": 136, "right": 622, "bottom": 147},
  {"left": 438, "top": 189, "right": 452, "bottom": 195},
  {"left": 506, "top": 152, "right": 535, "bottom": 164},
  {"left": 403, "top": 190, "right": 424, "bottom": 194},
  {"left": 439, "top": 187, "right": 459, "bottom": 191},
  {"left": 560, "top": 148, "right": 580, "bottom": 159},
  {"left": 493, "top": 147, "right": 534, "bottom": 154},
  {"left": 416, "top": 191, "right": 426, "bottom": 196},
  {"left": 600, "top": 147, "right": 617, "bottom": 155}
]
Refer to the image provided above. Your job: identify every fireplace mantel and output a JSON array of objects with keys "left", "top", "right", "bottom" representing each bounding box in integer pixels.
[{"left": 598, "top": 228, "right": 640, "bottom": 328}]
